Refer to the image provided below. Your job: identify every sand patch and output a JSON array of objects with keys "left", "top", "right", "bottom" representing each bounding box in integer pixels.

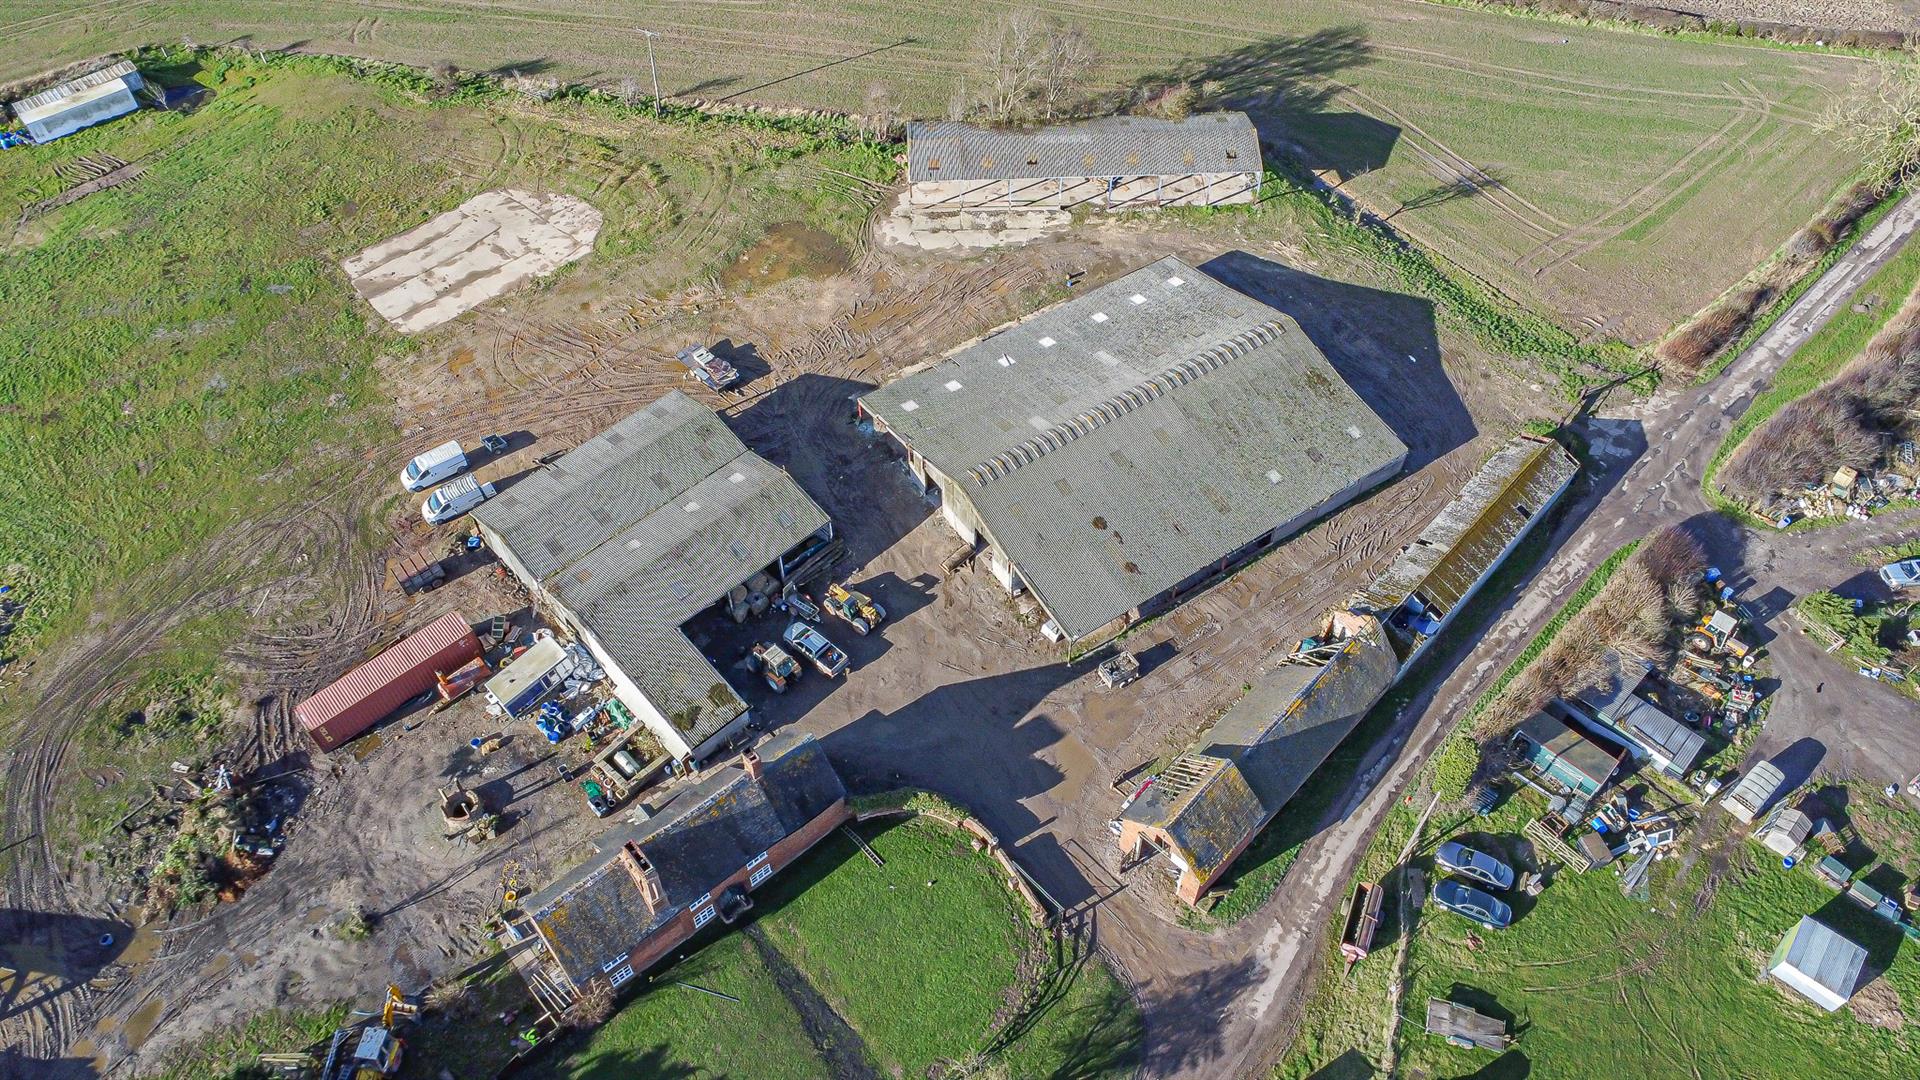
[{"left": 342, "top": 189, "right": 601, "bottom": 333}]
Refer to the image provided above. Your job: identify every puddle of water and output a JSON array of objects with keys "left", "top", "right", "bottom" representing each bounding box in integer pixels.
[
  {"left": 123, "top": 997, "right": 166, "bottom": 1050},
  {"left": 199, "top": 952, "right": 232, "bottom": 979},
  {"left": 118, "top": 919, "right": 163, "bottom": 967},
  {"left": 68, "top": 1038, "right": 107, "bottom": 1073},
  {"left": 240, "top": 952, "right": 260, "bottom": 966},
  {"left": 718, "top": 222, "right": 850, "bottom": 291},
  {"left": 351, "top": 732, "right": 383, "bottom": 761},
  {"left": 447, "top": 346, "right": 476, "bottom": 374},
  {"left": 303, "top": 906, "right": 332, "bottom": 927}
]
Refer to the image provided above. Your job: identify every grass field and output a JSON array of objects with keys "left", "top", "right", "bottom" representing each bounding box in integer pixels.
[
  {"left": 564, "top": 817, "right": 1142, "bottom": 1079},
  {"left": 1, "top": 2, "right": 1873, "bottom": 340},
  {"left": 1280, "top": 788, "right": 1920, "bottom": 1078},
  {"left": 0, "top": 50, "right": 889, "bottom": 860}
]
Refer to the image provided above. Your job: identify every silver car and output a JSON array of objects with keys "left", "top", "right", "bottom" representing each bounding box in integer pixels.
[
  {"left": 1435, "top": 840, "right": 1515, "bottom": 891},
  {"left": 1880, "top": 558, "right": 1920, "bottom": 591},
  {"left": 1432, "top": 879, "right": 1513, "bottom": 929}
]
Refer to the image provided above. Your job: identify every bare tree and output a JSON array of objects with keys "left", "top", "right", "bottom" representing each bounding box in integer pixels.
[
  {"left": 569, "top": 976, "right": 616, "bottom": 1029},
  {"left": 975, "top": 10, "right": 1098, "bottom": 122},
  {"left": 429, "top": 59, "right": 459, "bottom": 89},
  {"left": 616, "top": 76, "right": 648, "bottom": 107},
  {"left": 1823, "top": 43, "right": 1920, "bottom": 184},
  {"left": 862, "top": 81, "right": 898, "bottom": 140}
]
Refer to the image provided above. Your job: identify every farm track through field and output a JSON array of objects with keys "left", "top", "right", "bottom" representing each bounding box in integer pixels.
[{"left": 1516, "top": 82, "right": 1770, "bottom": 274}]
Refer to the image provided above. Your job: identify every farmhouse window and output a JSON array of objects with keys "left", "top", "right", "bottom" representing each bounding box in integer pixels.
[
  {"left": 750, "top": 863, "right": 774, "bottom": 888},
  {"left": 693, "top": 904, "right": 716, "bottom": 929}
]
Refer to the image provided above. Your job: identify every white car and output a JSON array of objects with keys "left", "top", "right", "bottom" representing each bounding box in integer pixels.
[
  {"left": 422, "top": 475, "right": 496, "bottom": 524},
  {"left": 402, "top": 440, "right": 468, "bottom": 492}
]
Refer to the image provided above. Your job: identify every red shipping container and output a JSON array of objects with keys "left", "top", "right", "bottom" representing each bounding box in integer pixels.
[{"left": 297, "top": 611, "right": 481, "bottom": 750}]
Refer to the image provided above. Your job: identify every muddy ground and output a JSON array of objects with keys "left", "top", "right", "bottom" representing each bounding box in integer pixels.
[{"left": 5, "top": 201, "right": 1547, "bottom": 1078}]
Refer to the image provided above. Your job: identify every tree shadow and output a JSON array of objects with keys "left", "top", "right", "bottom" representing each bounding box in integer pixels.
[
  {"left": 1199, "top": 250, "right": 1471, "bottom": 472},
  {"left": 1130, "top": 28, "right": 1389, "bottom": 180},
  {"left": 483, "top": 58, "right": 557, "bottom": 78},
  {"left": 1135, "top": 954, "right": 1264, "bottom": 1075},
  {"left": 1306, "top": 1048, "right": 1378, "bottom": 1079},
  {"left": 0, "top": 909, "right": 131, "bottom": 1025},
  {"left": 678, "top": 76, "right": 741, "bottom": 98},
  {"left": 1385, "top": 171, "right": 1506, "bottom": 222}
]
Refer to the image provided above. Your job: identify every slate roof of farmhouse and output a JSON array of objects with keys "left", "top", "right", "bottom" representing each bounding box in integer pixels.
[
  {"left": 521, "top": 732, "right": 844, "bottom": 984},
  {"left": 905, "top": 112, "right": 1261, "bottom": 183},
  {"left": 859, "top": 256, "right": 1406, "bottom": 640}
]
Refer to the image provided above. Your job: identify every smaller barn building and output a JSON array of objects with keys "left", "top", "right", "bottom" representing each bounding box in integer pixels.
[
  {"left": 474, "top": 392, "right": 832, "bottom": 763},
  {"left": 499, "top": 732, "right": 848, "bottom": 1014},
  {"left": 1768, "top": 916, "right": 1867, "bottom": 1011},
  {"left": 1118, "top": 617, "right": 1398, "bottom": 903},
  {"left": 904, "top": 113, "right": 1262, "bottom": 211},
  {"left": 10, "top": 61, "right": 144, "bottom": 143}
]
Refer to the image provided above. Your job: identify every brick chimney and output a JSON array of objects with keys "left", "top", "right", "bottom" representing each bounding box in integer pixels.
[
  {"left": 619, "top": 841, "right": 665, "bottom": 913},
  {"left": 743, "top": 747, "right": 764, "bottom": 782}
]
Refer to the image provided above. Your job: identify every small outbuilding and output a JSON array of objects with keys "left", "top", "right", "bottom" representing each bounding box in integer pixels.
[
  {"left": 10, "top": 61, "right": 144, "bottom": 143},
  {"left": 1753, "top": 804, "right": 1814, "bottom": 857},
  {"left": 1572, "top": 652, "right": 1705, "bottom": 778},
  {"left": 1511, "top": 710, "right": 1625, "bottom": 799},
  {"left": 1768, "top": 916, "right": 1866, "bottom": 1011}
]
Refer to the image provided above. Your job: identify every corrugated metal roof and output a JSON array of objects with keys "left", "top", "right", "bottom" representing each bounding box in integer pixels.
[
  {"left": 474, "top": 393, "right": 829, "bottom": 747},
  {"left": 1123, "top": 625, "right": 1397, "bottom": 878},
  {"left": 1361, "top": 437, "right": 1580, "bottom": 619},
  {"left": 906, "top": 112, "right": 1261, "bottom": 183},
  {"left": 295, "top": 611, "right": 475, "bottom": 732},
  {"left": 1571, "top": 652, "right": 1704, "bottom": 773},
  {"left": 860, "top": 256, "right": 1405, "bottom": 640},
  {"left": 523, "top": 732, "right": 845, "bottom": 985},
  {"left": 1514, "top": 711, "right": 1623, "bottom": 787},
  {"left": 12, "top": 60, "right": 139, "bottom": 116},
  {"left": 1772, "top": 917, "right": 1865, "bottom": 1009}
]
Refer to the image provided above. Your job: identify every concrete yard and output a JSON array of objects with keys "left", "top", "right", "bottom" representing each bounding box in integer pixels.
[{"left": 341, "top": 189, "right": 602, "bottom": 333}]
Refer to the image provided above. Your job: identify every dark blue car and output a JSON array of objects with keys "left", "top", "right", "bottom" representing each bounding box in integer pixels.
[{"left": 1432, "top": 878, "right": 1513, "bottom": 929}]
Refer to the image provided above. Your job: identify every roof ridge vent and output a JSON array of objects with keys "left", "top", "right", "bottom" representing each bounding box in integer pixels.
[{"left": 961, "top": 320, "right": 1283, "bottom": 487}]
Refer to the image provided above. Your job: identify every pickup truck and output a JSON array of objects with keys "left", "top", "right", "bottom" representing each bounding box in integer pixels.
[
  {"left": 677, "top": 343, "right": 739, "bottom": 391},
  {"left": 783, "top": 621, "right": 848, "bottom": 677},
  {"left": 422, "top": 475, "right": 496, "bottom": 524}
]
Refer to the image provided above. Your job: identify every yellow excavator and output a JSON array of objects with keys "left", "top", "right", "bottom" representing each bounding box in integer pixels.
[
  {"left": 823, "top": 582, "right": 885, "bottom": 635},
  {"left": 259, "top": 986, "right": 415, "bottom": 1078}
]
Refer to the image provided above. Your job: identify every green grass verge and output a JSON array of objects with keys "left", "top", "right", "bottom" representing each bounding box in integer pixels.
[
  {"left": 1693, "top": 188, "right": 1903, "bottom": 385},
  {"left": 149, "top": 1004, "right": 350, "bottom": 1080},
  {"left": 564, "top": 816, "right": 1141, "bottom": 1079},
  {"left": 1701, "top": 215, "right": 1920, "bottom": 523},
  {"left": 1393, "top": 794, "right": 1920, "bottom": 1079},
  {"left": 1460, "top": 539, "right": 1642, "bottom": 727}
]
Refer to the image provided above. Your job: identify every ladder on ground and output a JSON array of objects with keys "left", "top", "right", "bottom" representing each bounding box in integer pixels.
[
  {"left": 841, "top": 824, "right": 885, "bottom": 867},
  {"left": 1524, "top": 818, "right": 1592, "bottom": 873}
]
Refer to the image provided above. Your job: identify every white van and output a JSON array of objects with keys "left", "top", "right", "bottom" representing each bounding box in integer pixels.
[
  {"left": 422, "top": 475, "right": 496, "bottom": 524},
  {"left": 402, "top": 440, "right": 468, "bottom": 492}
]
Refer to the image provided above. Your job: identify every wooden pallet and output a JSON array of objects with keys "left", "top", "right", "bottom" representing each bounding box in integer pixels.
[{"left": 1524, "top": 818, "right": 1592, "bottom": 873}]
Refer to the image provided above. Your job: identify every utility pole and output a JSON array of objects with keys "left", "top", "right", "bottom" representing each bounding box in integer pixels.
[{"left": 636, "top": 28, "right": 662, "bottom": 114}]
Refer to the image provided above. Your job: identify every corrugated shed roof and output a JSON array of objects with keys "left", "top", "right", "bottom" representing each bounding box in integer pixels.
[
  {"left": 475, "top": 393, "right": 829, "bottom": 746},
  {"left": 12, "top": 60, "right": 139, "bottom": 117},
  {"left": 294, "top": 611, "right": 476, "bottom": 733},
  {"left": 860, "top": 256, "right": 1405, "bottom": 640},
  {"left": 1209, "top": 632, "right": 1399, "bottom": 809},
  {"left": 1514, "top": 711, "right": 1624, "bottom": 787},
  {"left": 906, "top": 113, "right": 1261, "bottom": 183},
  {"left": 524, "top": 732, "right": 845, "bottom": 984},
  {"left": 1772, "top": 916, "right": 1865, "bottom": 1008},
  {"left": 1360, "top": 436, "right": 1579, "bottom": 618},
  {"left": 1572, "top": 652, "right": 1704, "bottom": 773},
  {"left": 1123, "top": 625, "right": 1397, "bottom": 878}
]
